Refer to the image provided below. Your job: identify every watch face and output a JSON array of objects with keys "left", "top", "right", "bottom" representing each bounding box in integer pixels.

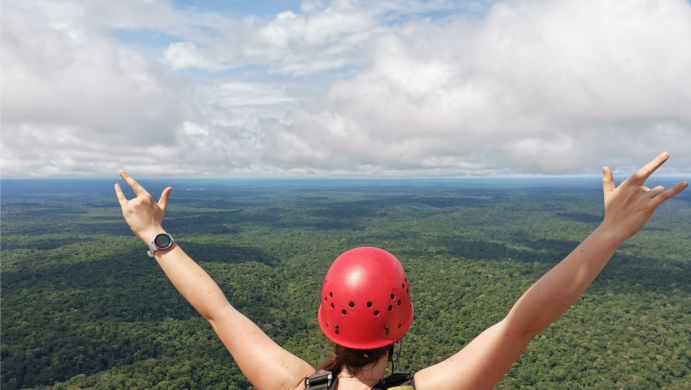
[{"left": 154, "top": 234, "right": 172, "bottom": 249}]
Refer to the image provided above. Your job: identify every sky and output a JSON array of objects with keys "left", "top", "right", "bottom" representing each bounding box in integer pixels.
[{"left": 2, "top": 0, "right": 691, "bottom": 178}]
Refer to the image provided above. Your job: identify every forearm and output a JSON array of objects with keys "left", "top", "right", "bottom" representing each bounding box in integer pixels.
[
  {"left": 506, "top": 225, "right": 624, "bottom": 338},
  {"left": 150, "top": 231, "right": 230, "bottom": 321}
]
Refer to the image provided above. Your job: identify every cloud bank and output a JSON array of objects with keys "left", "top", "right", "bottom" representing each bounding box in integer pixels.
[{"left": 2, "top": 0, "right": 691, "bottom": 177}]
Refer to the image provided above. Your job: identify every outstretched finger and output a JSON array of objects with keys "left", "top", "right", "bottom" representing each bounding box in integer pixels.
[
  {"left": 628, "top": 152, "right": 669, "bottom": 185},
  {"left": 602, "top": 166, "right": 615, "bottom": 196},
  {"left": 653, "top": 181, "right": 689, "bottom": 206},
  {"left": 119, "top": 170, "right": 148, "bottom": 196},
  {"left": 646, "top": 185, "right": 665, "bottom": 198},
  {"left": 158, "top": 187, "right": 172, "bottom": 214},
  {"left": 114, "top": 183, "right": 128, "bottom": 208}
]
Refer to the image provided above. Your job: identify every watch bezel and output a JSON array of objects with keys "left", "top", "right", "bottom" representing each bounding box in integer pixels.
[
  {"left": 152, "top": 233, "right": 174, "bottom": 250},
  {"left": 148, "top": 233, "right": 175, "bottom": 257}
]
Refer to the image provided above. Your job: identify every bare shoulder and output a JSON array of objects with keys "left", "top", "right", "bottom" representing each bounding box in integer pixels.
[{"left": 413, "top": 320, "right": 531, "bottom": 390}]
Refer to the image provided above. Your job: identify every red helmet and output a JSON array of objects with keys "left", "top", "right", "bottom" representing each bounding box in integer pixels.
[{"left": 318, "top": 247, "right": 414, "bottom": 350}]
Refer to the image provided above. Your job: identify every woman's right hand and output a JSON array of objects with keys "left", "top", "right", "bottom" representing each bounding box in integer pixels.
[
  {"left": 114, "top": 170, "right": 172, "bottom": 243},
  {"left": 600, "top": 152, "right": 688, "bottom": 243}
]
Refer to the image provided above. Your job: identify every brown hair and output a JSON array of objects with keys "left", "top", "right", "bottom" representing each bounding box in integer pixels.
[{"left": 318, "top": 343, "right": 391, "bottom": 376}]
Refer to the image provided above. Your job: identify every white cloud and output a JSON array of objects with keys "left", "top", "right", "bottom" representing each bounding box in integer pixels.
[
  {"left": 2, "top": 0, "right": 691, "bottom": 177},
  {"left": 1, "top": 1, "right": 188, "bottom": 143},
  {"left": 256, "top": 0, "right": 691, "bottom": 175},
  {"left": 160, "top": 1, "right": 384, "bottom": 75}
]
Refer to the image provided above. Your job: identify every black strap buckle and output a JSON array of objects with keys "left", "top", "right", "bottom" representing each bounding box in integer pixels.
[{"left": 305, "top": 370, "right": 333, "bottom": 389}]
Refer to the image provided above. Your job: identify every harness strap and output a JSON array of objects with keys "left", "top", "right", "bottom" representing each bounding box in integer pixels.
[
  {"left": 306, "top": 371, "right": 415, "bottom": 390},
  {"left": 373, "top": 373, "right": 416, "bottom": 389}
]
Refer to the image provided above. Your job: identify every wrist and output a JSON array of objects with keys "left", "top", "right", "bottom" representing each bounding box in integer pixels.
[
  {"left": 144, "top": 230, "right": 176, "bottom": 258},
  {"left": 138, "top": 227, "right": 167, "bottom": 244},
  {"left": 594, "top": 222, "right": 628, "bottom": 247}
]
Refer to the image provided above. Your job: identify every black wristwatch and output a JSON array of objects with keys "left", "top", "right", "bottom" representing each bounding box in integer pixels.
[{"left": 148, "top": 233, "right": 175, "bottom": 257}]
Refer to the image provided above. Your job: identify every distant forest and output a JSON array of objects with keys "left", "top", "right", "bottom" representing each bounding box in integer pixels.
[{"left": 2, "top": 178, "right": 690, "bottom": 389}]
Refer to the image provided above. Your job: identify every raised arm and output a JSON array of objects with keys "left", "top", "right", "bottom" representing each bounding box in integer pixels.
[
  {"left": 115, "top": 171, "right": 314, "bottom": 390},
  {"left": 415, "top": 153, "right": 688, "bottom": 390}
]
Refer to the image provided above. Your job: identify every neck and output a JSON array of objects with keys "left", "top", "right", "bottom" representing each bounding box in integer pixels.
[{"left": 338, "top": 355, "right": 388, "bottom": 389}]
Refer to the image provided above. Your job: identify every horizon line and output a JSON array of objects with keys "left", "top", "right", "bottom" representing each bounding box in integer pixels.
[{"left": 2, "top": 174, "right": 690, "bottom": 180}]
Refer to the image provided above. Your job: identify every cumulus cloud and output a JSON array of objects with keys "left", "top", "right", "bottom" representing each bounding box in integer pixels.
[
  {"left": 260, "top": 0, "right": 691, "bottom": 175},
  {"left": 1, "top": 0, "right": 190, "bottom": 176},
  {"left": 161, "top": 0, "right": 467, "bottom": 75},
  {"left": 2, "top": 0, "right": 690, "bottom": 177}
]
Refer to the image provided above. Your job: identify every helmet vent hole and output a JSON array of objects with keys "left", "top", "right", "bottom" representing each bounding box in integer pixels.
[
  {"left": 342, "top": 309, "right": 347, "bottom": 315},
  {"left": 326, "top": 321, "right": 329, "bottom": 326},
  {"left": 367, "top": 302, "right": 373, "bottom": 308},
  {"left": 402, "top": 283, "right": 405, "bottom": 288},
  {"left": 398, "top": 323, "right": 401, "bottom": 328},
  {"left": 388, "top": 305, "right": 393, "bottom": 311},
  {"left": 405, "top": 278, "right": 407, "bottom": 282},
  {"left": 390, "top": 294, "right": 395, "bottom": 299},
  {"left": 374, "top": 310, "right": 380, "bottom": 316},
  {"left": 325, "top": 297, "right": 328, "bottom": 302},
  {"left": 397, "top": 299, "right": 401, "bottom": 305},
  {"left": 331, "top": 303, "right": 334, "bottom": 309},
  {"left": 349, "top": 302, "right": 354, "bottom": 307},
  {"left": 330, "top": 292, "right": 333, "bottom": 297}
]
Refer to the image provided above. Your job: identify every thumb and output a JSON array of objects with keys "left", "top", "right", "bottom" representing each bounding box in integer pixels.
[
  {"left": 158, "top": 187, "right": 172, "bottom": 213},
  {"left": 602, "top": 166, "right": 615, "bottom": 196}
]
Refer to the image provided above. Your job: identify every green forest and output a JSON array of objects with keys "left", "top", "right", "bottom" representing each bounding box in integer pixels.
[{"left": 2, "top": 179, "right": 690, "bottom": 389}]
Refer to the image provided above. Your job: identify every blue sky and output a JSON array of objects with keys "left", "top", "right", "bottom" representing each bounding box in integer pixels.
[
  {"left": 3, "top": 0, "right": 691, "bottom": 178},
  {"left": 173, "top": 0, "right": 306, "bottom": 17}
]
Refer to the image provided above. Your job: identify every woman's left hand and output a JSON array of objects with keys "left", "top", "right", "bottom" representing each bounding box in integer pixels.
[
  {"left": 115, "top": 170, "right": 172, "bottom": 243},
  {"left": 601, "top": 152, "right": 688, "bottom": 243}
]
